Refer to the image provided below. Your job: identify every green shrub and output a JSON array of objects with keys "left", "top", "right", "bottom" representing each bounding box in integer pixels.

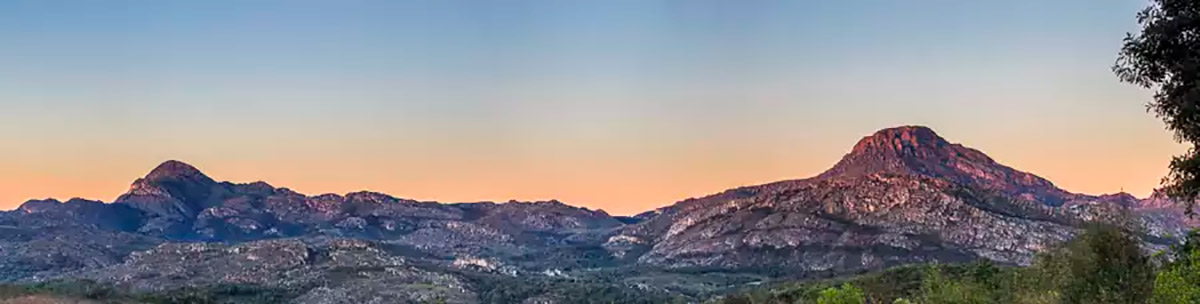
[
  {"left": 816, "top": 283, "right": 865, "bottom": 304},
  {"left": 1151, "top": 231, "right": 1200, "bottom": 304},
  {"left": 913, "top": 266, "right": 992, "bottom": 304},
  {"left": 1035, "top": 224, "right": 1154, "bottom": 304}
]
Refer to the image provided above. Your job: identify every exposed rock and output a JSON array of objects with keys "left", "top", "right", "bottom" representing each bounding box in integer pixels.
[
  {"left": 620, "top": 126, "right": 1195, "bottom": 274},
  {"left": 817, "top": 126, "right": 1076, "bottom": 206},
  {"left": 2, "top": 126, "right": 1197, "bottom": 302},
  {"left": 63, "top": 239, "right": 476, "bottom": 303}
]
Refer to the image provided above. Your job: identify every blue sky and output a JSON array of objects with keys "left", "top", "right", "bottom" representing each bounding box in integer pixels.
[{"left": 0, "top": 0, "right": 1178, "bottom": 214}]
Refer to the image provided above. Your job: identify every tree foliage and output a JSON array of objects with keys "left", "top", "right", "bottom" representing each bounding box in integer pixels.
[
  {"left": 1035, "top": 225, "right": 1154, "bottom": 304},
  {"left": 914, "top": 266, "right": 991, "bottom": 304},
  {"left": 1115, "top": 0, "right": 1200, "bottom": 211},
  {"left": 720, "top": 225, "right": 1157, "bottom": 304},
  {"left": 817, "top": 283, "right": 866, "bottom": 304},
  {"left": 1151, "top": 231, "right": 1200, "bottom": 303}
]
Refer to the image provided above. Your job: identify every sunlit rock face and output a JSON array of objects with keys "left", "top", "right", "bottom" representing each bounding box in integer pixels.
[
  {"left": 818, "top": 126, "right": 1076, "bottom": 206},
  {"left": 0, "top": 126, "right": 1195, "bottom": 301},
  {"left": 628, "top": 174, "right": 1080, "bottom": 273},
  {"left": 619, "top": 126, "right": 1194, "bottom": 274}
]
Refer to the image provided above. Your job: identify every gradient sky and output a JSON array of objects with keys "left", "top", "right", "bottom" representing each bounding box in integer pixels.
[{"left": 0, "top": 0, "right": 1184, "bottom": 215}]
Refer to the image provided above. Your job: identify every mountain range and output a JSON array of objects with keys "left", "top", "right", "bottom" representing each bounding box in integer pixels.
[{"left": 1, "top": 126, "right": 1193, "bottom": 303}]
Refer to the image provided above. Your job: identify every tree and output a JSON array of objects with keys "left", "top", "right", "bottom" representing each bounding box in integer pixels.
[
  {"left": 1150, "top": 231, "right": 1200, "bottom": 304},
  {"left": 817, "top": 283, "right": 866, "bottom": 304},
  {"left": 1115, "top": 0, "right": 1200, "bottom": 212},
  {"left": 1152, "top": 269, "right": 1200, "bottom": 304},
  {"left": 1034, "top": 225, "right": 1154, "bottom": 304},
  {"left": 914, "top": 266, "right": 992, "bottom": 304}
]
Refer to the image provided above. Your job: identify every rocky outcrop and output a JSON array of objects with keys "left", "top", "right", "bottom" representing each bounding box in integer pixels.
[
  {"left": 0, "top": 160, "right": 629, "bottom": 285},
  {"left": 616, "top": 126, "right": 1195, "bottom": 274},
  {"left": 16, "top": 198, "right": 144, "bottom": 232},
  {"left": 817, "top": 126, "right": 1077, "bottom": 206},
  {"left": 103, "top": 162, "right": 626, "bottom": 246},
  {"left": 66, "top": 239, "right": 478, "bottom": 304},
  {"left": 0, "top": 223, "right": 161, "bottom": 281},
  {"left": 1, "top": 125, "right": 1195, "bottom": 301}
]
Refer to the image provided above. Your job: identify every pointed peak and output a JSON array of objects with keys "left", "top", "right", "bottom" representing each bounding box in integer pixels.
[
  {"left": 850, "top": 125, "right": 949, "bottom": 155},
  {"left": 145, "top": 160, "right": 211, "bottom": 182},
  {"left": 817, "top": 125, "right": 1075, "bottom": 206}
]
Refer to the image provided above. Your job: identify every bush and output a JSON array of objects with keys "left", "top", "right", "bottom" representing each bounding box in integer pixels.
[
  {"left": 913, "top": 266, "right": 992, "bottom": 304},
  {"left": 1036, "top": 224, "right": 1154, "bottom": 304},
  {"left": 715, "top": 224, "right": 1164, "bottom": 304},
  {"left": 816, "top": 283, "right": 866, "bottom": 304},
  {"left": 1151, "top": 231, "right": 1200, "bottom": 304}
]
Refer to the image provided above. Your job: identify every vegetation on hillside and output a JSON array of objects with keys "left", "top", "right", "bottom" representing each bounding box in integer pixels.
[
  {"left": 718, "top": 225, "right": 1200, "bottom": 304},
  {"left": 0, "top": 280, "right": 293, "bottom": 304}
]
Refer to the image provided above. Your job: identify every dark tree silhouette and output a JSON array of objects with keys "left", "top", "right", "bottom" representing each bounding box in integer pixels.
[{"left": 1115, "top": 0, "right": 1200, "bottom": 212}]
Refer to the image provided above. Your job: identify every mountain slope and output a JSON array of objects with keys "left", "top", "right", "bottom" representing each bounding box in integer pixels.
[
  {"left": 608, "top": 126, "right": 1187, "bottom": 275},
  {"left": 3, "top": 161, "right": 626, "bottom": 283},
  {"left": 0, "top": 126, "right": 1193, "bottom": 302},
  {"left": 817, "top": 126, "right": 1077, "bottom": 206}
]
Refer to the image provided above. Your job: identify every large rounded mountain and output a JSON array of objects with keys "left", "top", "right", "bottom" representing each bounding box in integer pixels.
[{"left": 607, "top": 126, "right": 1187, "bottom": 275}]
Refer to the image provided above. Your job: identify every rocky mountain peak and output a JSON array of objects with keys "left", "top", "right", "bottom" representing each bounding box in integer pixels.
[
  {"left": 849, "top": 126, "right": 952, "bottom": 156},
  {"left": 839, "top": 126, "right": 996, "bottom": 165},
  {"left": 144, "top": 160, "right": 213, "bottom": 183},
  {"left": 124, "top": 160, "right": 220, "bottom": 201},
  {"left": 821, "top": 126, "right": 982, "bottom": 177},
  {"left": 115, "top": 160, "right": 225, "bottom": 223},
  {"left": 818, "top": 126, "right": 1071, "bottom": 205}
]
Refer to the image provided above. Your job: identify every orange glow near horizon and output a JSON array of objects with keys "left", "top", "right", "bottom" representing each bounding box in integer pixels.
[
  {"left": 0, "top": 0, "right": 1178, "bottom": 216},
  {"left": 2, "top": 0, "right": 1185, "bottom": 215},
  {"left": 0, "top": 124, "right": 1186, "bottom": 215}
]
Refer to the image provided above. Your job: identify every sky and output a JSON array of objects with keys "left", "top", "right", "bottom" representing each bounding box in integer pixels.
[{"left": 0, "top": 0, "right": 1184, "bottom": 215}]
